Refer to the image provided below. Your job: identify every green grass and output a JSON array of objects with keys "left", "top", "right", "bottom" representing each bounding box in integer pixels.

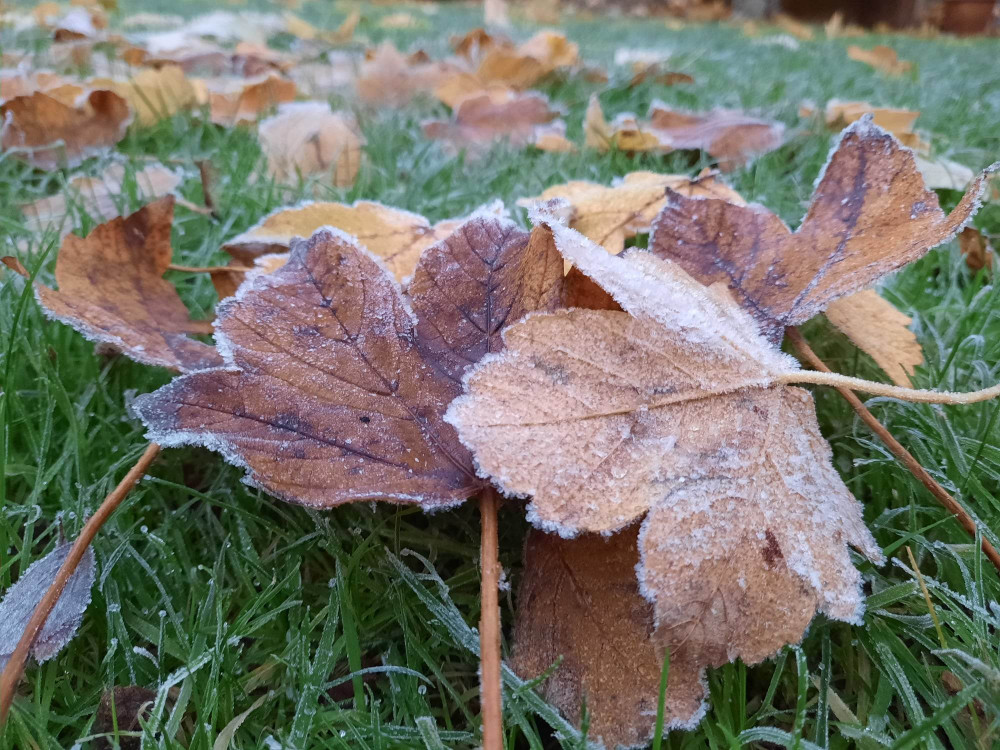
[{"left": 3, "top": 2, "right": 1000, "bottom": 748}]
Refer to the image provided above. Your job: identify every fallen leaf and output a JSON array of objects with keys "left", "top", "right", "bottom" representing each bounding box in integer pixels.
[
  {"left": 823, "top": 100, "right": 928, "bottom": 152},
  {"left": 517, "top": 169, "right": 745, "bottom": 253},
  {"left": 422, "top": 90, "right": 559, "bottom": 154},
  {"left": 825, "top": 289, "right": 922, "bottom": 387},
  {"left": 847, "top": 44, "right": 913, "bottom": 75},
  {"left": 446, "top": 211, "right": 883, "bottom": 730},
  {"left": 0, "top": 89, "right": 132, "bottom": 170},
  {"left": 512, "top": 528, "right": 704, "bottom": 748},
  {"left": 21, "top": 161, "right": 182, "bottom": 234},
  {"left": 532, "top": 121, "right": 575, "bottom": 153},
  {"left": 959, "top": 227, "right": 993, "bottom": 271},
  {"left": 98, "top": 65, "right": 198, "bottom": 126},
  {"left": 222, "top": 200, "right": 505, "bottom": 280},
  {"left": 257, "top": 101, "right": 364, "bottom": 187},
  {"left": 94, "top": 686, "right": 157, "bottom": 750},
  {"left": 774, "top": 13, "right": 814, "bottom": 40},
  {"left": 210, "top": 253, "right": 287, "bottom": 300},
  {"left": 356, "top": 42, "right": 461, "bottom": 106},
  {"left": 135, "top": 214, "right": 563, "bottom": 508},
  {"left": 0, "top": 541, "right": 96, "bottom": 671},
  {"left": 516, "top": 29, "right": 579, "bottom": 71},
  {"left": 915, "top": 154, "right": 975, "bottom": 190},
  {"left": 33, "top": 197, "right": 222, "bottom": 372},
  {"left": 433, "top": 72, "right": 512, "bottom": 110},
  {"left": 628, "top": 63, "right": 694, "bottom": 88},
  {"left": 0, "top": 70, "right": 80, "bottom": 103},
  {"left": 648, "top": 117, "right": 994, "bottom": 341},
  {"left": 283, "top": 9, "right": 359, "bottom": 44},
  {"left": 206, "top": 73, "right": 296, "bottom": 126}
]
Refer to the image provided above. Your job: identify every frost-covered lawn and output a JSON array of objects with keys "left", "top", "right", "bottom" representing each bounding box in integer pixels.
[{"left": 2, "top": 1, "right": 1000, "bottom": 748}]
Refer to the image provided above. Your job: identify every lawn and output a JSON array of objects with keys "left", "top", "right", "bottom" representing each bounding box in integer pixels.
[{"left": 2, "top": 1, "right": 1000, "bottom": 748}]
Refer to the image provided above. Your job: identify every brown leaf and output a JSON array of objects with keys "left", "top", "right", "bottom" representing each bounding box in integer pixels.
[
  {"left": 0, "top": 70, "right": 80, "bottom": 103},
  {"left": 447, "top": 213, "right": 883, "bottom": 730},
  {"left": 518, "top": 169, "right": 745, "bottom": 253},
  {"left": 433, "top": 72, "right": 513, "bottom": 110},
  {"left": 21, "top": 161, "right": 182, "bottom": 234},
  {"left": 221, "top": 200, "right": 503, "bottom": 280},
  {"left": 959, "top": 227, "right": 993, "bottom": 271},
  {"left": 532, "top": 121, "right": 575, "bottom": 153},
  {"left": 512, "top": 528, "right": 705, "bottom": 748},
  {"left": 649, "top": 118, "right": 995, "bottom": 340},
  {"left": 206, "top": 73, "right": 296, "bottom": 126},
  {"left": 847, "top": 44, "right": 913, "bottom": 76},
  {"left": 422, "top": 90, "right": 559, "bottom": 154},
  {"left": 0, "top": 89, "right": 132, "bottom": 170},
  {"left": 356, "top": 42, "right": 461, "bottom": 107},
  {"left": 135, "top": 214, "right": 563, "bottom": 508},
  {"left": 823, "top": 99, "right": 928, "bottom": 152},
  {"left": 96, "top": 65, "right": 198, "bottom": 126},
  {"left": 257, "top": 101, "right": 364, "bottom": 187},
  {"left": 34, "top": 197, "right": 222, "bottom": 372},
  {"left": 825, "top": 290, "right": 922, "bottom": 387},
  {"left": 628, "top": 63, "right": 694, "bottom": 88}
]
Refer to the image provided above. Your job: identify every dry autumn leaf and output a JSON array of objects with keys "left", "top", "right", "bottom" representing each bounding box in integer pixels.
[
  {"left": 446, "top": 211, "right": 884, "bottom": 730},
  {"left": 822, "top": 99, "right": 928, "bottom": 152},
  {"left": 21, "top": 161, "right": 182, "bottom": 234},
  {"left": 257, "top": 101, "right": 364, "bottom": 187},
  {"left": 356, "top": 42, "right": 461, "bottom": 107},
  {"left": 648, "top": 118, "right": 995, "bottom": 341},
  {"left": 532, "top": 121, "right": 575, "bottom": 153},
  {"left": 422, "top": 90, "right": 559, "bottom": 154},
  {"left": 847, "top": 44, "right": 913, "bottom": 75},
  {"left": 206, "top": 73, "right": 296, "bottom": 126},
  {"left": 134, "top": 213, "right": 564, "bottom": 507},
  {"left": 32, "top": 197, "right": 222, "bottom": 372},
  {"left": 959, "top": 226, "right": 993, "bottom": 271},
  {"left": 97, "top": 65, "right": 197, "bottom": 126},
  {"left": 221, "top": 199, "right": 505, "bottom": 281},
  {"left": 0, "top": 89, "right": 132, "bottom": 170},
  {"left": 512, "top": 528, "right": 702, "bottom": 749},
  {"left": 518, "top": 169, "right": 744, "bottom": 254}
]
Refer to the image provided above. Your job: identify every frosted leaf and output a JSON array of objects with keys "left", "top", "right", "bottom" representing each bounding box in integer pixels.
[
  {"left": 447, "top": 219, "right": 883, "bottom": 732},
  {"left": 0, "top": 542, "right": 96, "bottom": 670},
  {"left": 135, "top": 214, "right": 563, "bottom": 509}
]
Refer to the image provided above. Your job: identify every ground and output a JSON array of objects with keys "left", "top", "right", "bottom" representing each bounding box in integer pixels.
[{"left": 2, "top": 1, "right": 1000, "bottom": 748}]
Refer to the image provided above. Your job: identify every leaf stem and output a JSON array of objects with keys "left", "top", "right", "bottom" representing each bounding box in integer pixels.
[
  {"left": 785, "top": 328, "right": 1000, "bottom": 576},
  {"left": 479, "top": 486, "right": 503, "bottom": 750},
  {"left": 0, "top": 442, "right": 161, "bottom": 726},
  {"left": 778, "top": 368, "right": 1000, "bottom": 405}
]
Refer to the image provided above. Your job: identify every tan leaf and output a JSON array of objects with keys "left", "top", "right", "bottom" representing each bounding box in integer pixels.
[
  {"left": 628, "top": 63, "right": 694, "bottom": 88},
  {"left": 915, "top": 154, "right": 975, "bottom": 190},
  {"left": 34, "top": 197, "right": 222, "bottom": 372},
  {"left": 282, "top": 10, "right": 359, "bottom": 43},
  {"left": 257, "top": 101, "right": 364, "bottom": 187},
  {"left": 433, "top": 72, "right": 513, "bottom": 110},
  {"left": 206, "top": 73, "right": 296, "bottom": 126},
  {"left": 21, "top": 161, "right": 182, "bottom": 234},
  {"left": 135, "top": 214, "right": 564, "bottom": 508},
  {"left": 649, "top": 118, "right": 995, "bottom": 340},
  {"left": 512, "top": 528, "right": 706, "bottom": 748},
  {"left": 356, "top": 42, "right": 461, "bottom": 106},
  {"left": 446, "top": 213, "right": 883, "bottom": 730},
  {"left": 959, "top": 227, "right": 993, "bottom": 272},
  {"left": 532, "top": 121, "right": 575, "bottom": 153},
  {"left": 99, "top": 65, "right": 198, "bottom": 126},
  {"left": 825, "top": 290, "right": 922, "bottom": 387},
  {"left": 0, "top": 89, "right": 132, "bottom": 170},
  {"left": 422, "top": 90, "right": 559, "bottom": 154},
  {"left": 824, "top": 100, "right": 928, "bottom": 152},
  {"left": 847, "top": 44, "right": 913, "bottom": 75},
  {"left": 222, "top": 200, "right": 506, "bottom": 282},
  {"left": 0, "top": 70, "right": 80, "bottom": 103},
  {"left": 517, "top": 169, "right": 744, "bottom": 253},
  {"left": 516, "top": 30, "right": 579, "bottom": 71}
]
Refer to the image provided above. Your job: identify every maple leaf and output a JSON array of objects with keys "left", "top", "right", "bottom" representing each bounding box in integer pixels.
[
  {"left": 847, "top": 44, "right": 913, "bottom": 75},
  {"left": 205, "top": 73, "right": 296, "bottom": 126},
  {"left": 517, "top": 169, "right": 744, "bottom": 254},
  {"left": 92, "top": 65, "right": 197, "bottom": 126},
  {"left": 257, "top": 101, "right": 364, "bottom": 188},
  {"left": 356, "top": 42, "right": 461, "bottom": 107},
  {"left": 446, "top": 212, "right": 884, "bottom": 728},
  {"left": 648, "top": 118, "right": 997, "bottom": 342},
  {"left": 31, "top": 197, "right": 222, "bottom": 373},
  {"left": 422, "top": 90, "right": 559, "bottom": 154},
  {"left": 513, "top": 527, "right": 705, "bottom": 748},
  {"left": 0, "top": 89, "right": 132, "bottom": 170},
  {"left": 135, "top": 214, "right": 563, "bottom": 508}
]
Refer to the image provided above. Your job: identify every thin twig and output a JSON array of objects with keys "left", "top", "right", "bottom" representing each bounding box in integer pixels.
[
  {"left": 0, "top": 443, "right": 162, "bottom": 726},
  {"left": 777, "top": 369, "right": 1000, "bottom": 405},
  {"left": 479, "top": 486, "right": 503, "bottom": 750},
  {"left": 197, "top": 160, "right": 219, "bottom": 219},
  {"left": 786, "top": 327, "right": 1000, "bottom": 575},
  {"left": 167, "top": 263, "right": 254, "bottom": 274}
]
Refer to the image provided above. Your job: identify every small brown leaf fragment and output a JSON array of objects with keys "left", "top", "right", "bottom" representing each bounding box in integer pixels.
[
  {"left": 513, "top": 528, "right": 705, "bottom": 748},
  {"left": 628, "top": 63, "right": 694, "bottom": 88},
  {"left": 422, "top": 90, "right": 559, "bottom": 154},
  {"left": 257, "top": 101, "right": 364, "bottom": 187},
  {"left": 532, "top": 121, "right": 575, "bottom": 153},
  {"left": 206, "top": 73, "right": 296, "bottom": 126},
  {"left": 34, "top": 197, "right": 222, "bottom": 372},
  {"left": 1, "top": 256, "right": 30, "bottom": 277},
  {"left": 136, "top": 214, "right": 564, "bottom": 509},
  {"left": 94, "top": 686, "right": 157, "bottom": 750},
  {"left": 847, "top": 45, "right": 913, "bottom": 76},
  {"left": 0, "top": 89, "right": 132, "bottom": 170},
  {"left": 825, "top": 290, "right": 922, "bottom": 387},
  {"left": 0, "top": 542, "right": 96, "bottom": 670},
  {"left": 959, "top": 227, "right": 993, "bottom": 271},
  {"left": 649, "top": 118, "right": 996, "bottom": 340},
  {"left": 221, "top": 200, "right": 503, "bottom": 280},
  {"left": 447, "top": 214, "right": 883, "bottom": 730},
  {"left": 518, "top": 169, "right": 744, "bottom": 254}
]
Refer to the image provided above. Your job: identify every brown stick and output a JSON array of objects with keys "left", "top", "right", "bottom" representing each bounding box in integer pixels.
[
  {"left": 0, "top": 443, "right": 162, "bottom": 726},
  {"left": 786, "top": 327, "right": 1000, "bottom": 575},
  {"left": 479, "top": 486, "right": 503, "bottom": 750},
  {"left": 197, "top": 160, "right": 218, "bottom": 218}
]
